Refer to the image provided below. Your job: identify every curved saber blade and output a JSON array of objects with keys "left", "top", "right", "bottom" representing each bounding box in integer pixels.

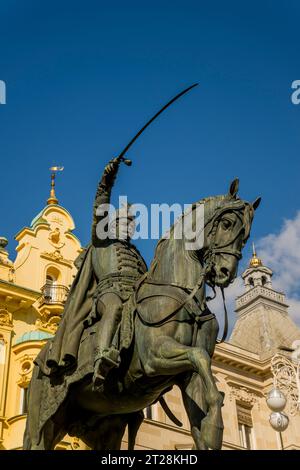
[{"left": 117, "top": 83, "right": 199, "bottom": 161}]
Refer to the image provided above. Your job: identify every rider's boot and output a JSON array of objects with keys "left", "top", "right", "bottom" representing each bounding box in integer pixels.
[{"left": 92, "top": 347, "right": 121, "bottom": 389}]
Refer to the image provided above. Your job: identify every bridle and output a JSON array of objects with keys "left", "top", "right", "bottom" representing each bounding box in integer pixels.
[
  {"left": 200, "top": 205, "right": 247, "bottom": 343},
  {"left": 202, "top": 205, "right": 247, "bottom": 265}
]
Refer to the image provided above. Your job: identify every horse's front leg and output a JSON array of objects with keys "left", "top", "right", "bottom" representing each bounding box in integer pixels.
[
  {"left": 187, "top": 319, "right": 224, "bottom": 449},
  {"left": 179, "top": 373, "right": 208, "bottom": 450}
]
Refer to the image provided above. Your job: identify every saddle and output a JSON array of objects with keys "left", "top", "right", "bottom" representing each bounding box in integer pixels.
[{"left": 118, "top": 282, "right": 215, "bottom": 353}]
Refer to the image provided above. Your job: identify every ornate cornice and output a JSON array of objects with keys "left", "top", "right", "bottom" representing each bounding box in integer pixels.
[
  {"left": 35, "top": 315, "right": 61, "bottom": 334},
  {"left": 229, "top": 383, "right": 262, "bottom": 408},
  {"left": 213, "top": 343, "right": 271, "bottom": 377},
  {"left": 41, "top": 250, "right": 73, "bottom": 266},
  {"left": 0, "top": 280, "right": 40, "bottom": 313}
]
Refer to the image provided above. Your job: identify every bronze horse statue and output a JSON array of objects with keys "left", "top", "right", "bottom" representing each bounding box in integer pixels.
[{"left": 24, "top": 179, "right": 260, "bottom": 450}]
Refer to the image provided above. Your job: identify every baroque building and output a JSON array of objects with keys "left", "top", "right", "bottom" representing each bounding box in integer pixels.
[{"left": 0, "top": 182, "right": 300, "bottom": 450}]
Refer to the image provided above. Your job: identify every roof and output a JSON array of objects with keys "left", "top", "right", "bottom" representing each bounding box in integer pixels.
[
  {"left": 30, "top": 204, "right": 75, "bottom": 228},
  {"left": 230, "top": 307, "right": 300, "bottom": 359}
]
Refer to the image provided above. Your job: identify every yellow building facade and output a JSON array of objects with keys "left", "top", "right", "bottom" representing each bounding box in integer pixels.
[{"left": 1, "top": 186, "right": 300, "bottom": 450}]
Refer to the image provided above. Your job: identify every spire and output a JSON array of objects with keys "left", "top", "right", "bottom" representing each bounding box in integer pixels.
[
  {"left": 231, "top": 242, "right": 300, "bottom": 358},
  {"left": 47, "top": 166, "right": 64, "bottom": 205},
  {"left": 249, "top": 242, "right": 262, "bottom": 268}
]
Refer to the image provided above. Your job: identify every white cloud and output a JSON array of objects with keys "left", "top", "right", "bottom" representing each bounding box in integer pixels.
[
  {"left": 207, "top": 211, "right": 300, "bottom": 336},
  {"left": 257, "top": 211, "right": 300, "bottom": 324}
]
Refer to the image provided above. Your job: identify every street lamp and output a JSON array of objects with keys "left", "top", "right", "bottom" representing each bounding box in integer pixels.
[{"left": 266, "top": 340, "right": 300, "bottom": 437}]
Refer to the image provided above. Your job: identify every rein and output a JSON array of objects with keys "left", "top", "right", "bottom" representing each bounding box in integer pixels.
[
  {"left": 134, "top": 271, "right": 207, "bottom": 328},
  {"left": 217, "top": 287, "right": 228, "bottom": 344},
  {"left": 134, "top": 205, "right": 247, "bottom": 342}
]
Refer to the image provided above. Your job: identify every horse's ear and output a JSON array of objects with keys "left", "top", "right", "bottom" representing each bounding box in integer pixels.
[
  {"left": 252, "top": 197, "right": 261, "bottom": 210},
  {"left": 229, "top": 178, "right": 239, "bottom": 198}
]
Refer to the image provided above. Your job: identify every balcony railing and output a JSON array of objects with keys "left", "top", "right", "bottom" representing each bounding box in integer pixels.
[
  {"left": 39, "top": 283, "right": 69, "bottom": 306},
  {"left": 236, "top": 285, "right": 285, "bottom": 310}
]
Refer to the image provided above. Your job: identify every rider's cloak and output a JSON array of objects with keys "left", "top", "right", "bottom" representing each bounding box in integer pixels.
[{"left": 35, "top": 245, "right": 97, "bottom": 375}]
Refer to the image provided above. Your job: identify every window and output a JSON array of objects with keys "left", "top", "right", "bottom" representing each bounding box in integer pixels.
[
  {"left": 237, "top": 404, "right": 255, "bottom": 449},
  {"left": 19, "top": 387, "right": 28, "bottom": 415},
  {"left": 44, "top": 267, "right": 62, "bottom": 303},
  {"left": 238, "top": 422, "right": 254, "bottom": 449},
  {"left": 145, "top": 406, "right": 152, "bottom": 419},
  {"left": 45, "top": 274, "right": 56, "bottom": 301},
  {"left": 0, "top": 338, "right": 5, "bottom": 365},
  {"left": 248, "top": 277, "right": 254, "bottom": 287}
]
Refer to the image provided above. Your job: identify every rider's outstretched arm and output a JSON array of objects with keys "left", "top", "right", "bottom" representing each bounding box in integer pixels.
[{"left": 91, "top": 158, "right": 120, "bottom": 246}]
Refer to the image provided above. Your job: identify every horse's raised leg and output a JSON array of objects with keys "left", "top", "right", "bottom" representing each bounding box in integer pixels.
[
  {"left": 139, "top": 318, "right": 223, "bottom": 449},
  {"left": 151, "top": 336, "right": 223, "bottom": 449}
]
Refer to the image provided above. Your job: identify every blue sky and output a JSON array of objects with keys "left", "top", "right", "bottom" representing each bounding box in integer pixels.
[{"left": 1, "top": 1, "right": 300, "bottom": 320}]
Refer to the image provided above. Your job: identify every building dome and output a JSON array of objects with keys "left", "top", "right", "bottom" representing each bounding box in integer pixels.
[
  {"left": 249, "top": 243, "right": 262, "bottom": 268},
  {"left": 14, "top": 330, "right": 53, "bottom": 345}
]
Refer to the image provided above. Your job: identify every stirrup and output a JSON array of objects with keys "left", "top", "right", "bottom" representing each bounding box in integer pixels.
[
  {"left": 92, "top": 370, "right": 106, "bottom": 390},
  {"left": 94, "top": 348, "right": 120, "bottom": 381}
]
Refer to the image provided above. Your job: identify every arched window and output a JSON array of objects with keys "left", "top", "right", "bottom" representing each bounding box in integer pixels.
[
  {"left": 261, "top": 276, "right": 267, "bottom": 287},
  {"left": 44, "top": 267, "right": 61, "bottom": 302},
  {"left": 248, "top": 277, "right": 254, "bottom": 287},
  {"left": 44, "top": 274, "right": 56, "bottom": 301}
]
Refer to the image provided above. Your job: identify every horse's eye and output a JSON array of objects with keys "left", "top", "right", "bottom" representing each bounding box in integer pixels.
[{"left": 222, "top": 219, "right": 231, "bottom": 230}]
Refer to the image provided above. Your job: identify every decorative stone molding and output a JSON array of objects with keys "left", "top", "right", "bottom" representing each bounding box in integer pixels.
[
  {"left": 229, "top": 384, "right": 261, "bottom": 408},
  {"left": 48, "top": 228, "right": 65, "bottom": 250},
  {"left": 35, "top": 315, "right": 61, "bottom": 334},
  {"left": 41, "top": 250, "right": 72, "bottom": 265},
  {"left": 0, "top": 309, "right": 12, "bottom": 327},
  {"left": 8, "top": 268, "right": 15, "bottom": 283},
  {"left": 49, "top": 215, "right": 64, "bottom": 226},
  {"left": 17, "top": 354, "right": 35, "bottom": 386},
  {"left": 0, "top": 255, "right": 13, "bottom": 267},
  {"left": 43, "top": 250, "right": 63, "bottom": 261},
  {"left": 71, "top": 437, "right": 81, "bottom": 450}
]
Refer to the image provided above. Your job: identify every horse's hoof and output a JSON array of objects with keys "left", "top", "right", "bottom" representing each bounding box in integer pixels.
[
  {"left": 191, "top": 426, "right": 209, "bottom": 450},
  {"left": 200, "top": 416, "right": 223, "bottom": 450}
]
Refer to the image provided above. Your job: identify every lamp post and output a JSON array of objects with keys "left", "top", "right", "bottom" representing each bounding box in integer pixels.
[{"left": 266, "top": 341, "right": 300, "bottom": 448}]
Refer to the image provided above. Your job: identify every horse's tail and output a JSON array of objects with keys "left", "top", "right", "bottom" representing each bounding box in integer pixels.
[
  {"left": 159, "top": 396, "right": 183, "bottom": 427},
  {"left": 127, "top": 411, "right": 144, "bottom": 450}
]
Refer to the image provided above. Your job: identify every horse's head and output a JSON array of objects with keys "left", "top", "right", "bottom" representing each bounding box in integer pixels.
[{"left": 200, "top": 179, "right": 261, "bottom": 288}]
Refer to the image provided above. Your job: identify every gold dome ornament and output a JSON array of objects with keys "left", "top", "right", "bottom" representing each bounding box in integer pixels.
[
  {"left": 249, "top": 243, "right": 262, "bottom": 268},
  {"left": 47, "top": 166, "right": 64, "bottom": 205}
]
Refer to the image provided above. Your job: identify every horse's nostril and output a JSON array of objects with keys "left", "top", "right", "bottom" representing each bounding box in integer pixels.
[{"left": 221, "top": 267, "right": 229, "bottom": 277}]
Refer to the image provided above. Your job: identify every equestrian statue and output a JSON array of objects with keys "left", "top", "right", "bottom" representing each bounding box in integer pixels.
[{"left": 23, "top": 85, "right": 261, "bottom": 450}]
